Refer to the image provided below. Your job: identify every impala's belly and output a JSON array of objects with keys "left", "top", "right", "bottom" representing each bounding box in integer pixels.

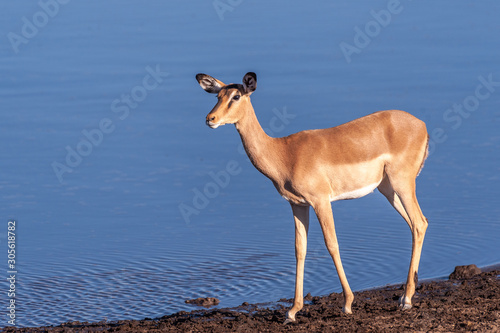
[
  {"left": 329, "top": 181, "right": 381, "bottom": 201},
  {"left": 327, "top": 155, "right": 387, "bottom": 202},
  {"left": 272, "top": 154, "right": 388, "bottom": 206}
]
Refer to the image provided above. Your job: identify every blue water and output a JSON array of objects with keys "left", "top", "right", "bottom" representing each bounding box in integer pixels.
[{"left": 1, "top": 0, "right": 499, "bottom": 327}]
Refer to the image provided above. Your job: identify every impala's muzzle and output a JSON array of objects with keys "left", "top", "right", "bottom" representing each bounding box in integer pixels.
[{"left": 206, "top": 114, "right": 221, "bottom": 129}]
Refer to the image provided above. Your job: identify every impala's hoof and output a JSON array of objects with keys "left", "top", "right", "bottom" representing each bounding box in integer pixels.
[
  {"left": 398, "top": 295, "right": 412, "bottom": 310},
  {"left": 342, "top": 306, "right": 352, "bottom": 314},
  {"left": 283, "top": 311, "right": 295, "bottom": 324},
  {"left": 400, "top": 303, "right": 412, "bottom": 310}
]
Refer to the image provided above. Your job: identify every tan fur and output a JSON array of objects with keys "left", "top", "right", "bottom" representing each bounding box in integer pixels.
[{"left": 197, "top": 73, "right": 429, "bottom": 323}]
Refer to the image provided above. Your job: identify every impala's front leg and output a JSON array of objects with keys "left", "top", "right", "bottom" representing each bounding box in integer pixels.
[
  {"left": 314, "top": 200, "right": 354, "bottom": 314},
  {"left": 284, "top": 204, "right": 310, "bottom": 324}
]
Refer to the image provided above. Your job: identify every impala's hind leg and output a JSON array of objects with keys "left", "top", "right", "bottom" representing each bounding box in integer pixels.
[{"left": 378, "top": 177, "right": 428, "bottom": 309}]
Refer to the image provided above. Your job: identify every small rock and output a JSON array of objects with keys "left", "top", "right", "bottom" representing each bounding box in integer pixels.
[
  {"left": 185, "top": 297, "right": 220, "bottom": 307},
  {"left": 449, "top": 264, "right": 481, "bottom": 280}
]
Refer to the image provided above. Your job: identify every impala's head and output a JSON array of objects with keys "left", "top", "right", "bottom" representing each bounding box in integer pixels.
[{"left": 196, "top": 72, "right": 257, "bottom": 128}]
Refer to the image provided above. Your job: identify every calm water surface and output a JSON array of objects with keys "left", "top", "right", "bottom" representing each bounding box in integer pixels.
[{"left": 1, "top": 0, "right": 499, "bottom": 327}]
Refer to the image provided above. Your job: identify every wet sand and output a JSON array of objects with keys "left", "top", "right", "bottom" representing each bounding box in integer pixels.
[{"left": 4, "top": 265, "right": 499, "bottom": 332}]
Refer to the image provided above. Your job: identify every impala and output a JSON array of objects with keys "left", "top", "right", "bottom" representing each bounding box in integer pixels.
[{"left": 196, "top": 72, "right": 429, "bottom": 324}]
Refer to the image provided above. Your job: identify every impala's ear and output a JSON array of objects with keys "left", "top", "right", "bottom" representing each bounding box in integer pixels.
[
  {"left": 242, "top": 72, "right": 257, "bottom": 95},
  {"left": 196, "top": 74, "right": 225, "bottom": 94}
]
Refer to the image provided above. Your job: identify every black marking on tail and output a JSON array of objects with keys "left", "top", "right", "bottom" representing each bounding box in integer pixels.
[{"left": 417, "top": 134, "right": 429, "bottom": 177}]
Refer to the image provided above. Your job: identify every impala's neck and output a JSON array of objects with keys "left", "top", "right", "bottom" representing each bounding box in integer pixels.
[{"left": 235, "top": 103, "right": 282, "bottom": 180}]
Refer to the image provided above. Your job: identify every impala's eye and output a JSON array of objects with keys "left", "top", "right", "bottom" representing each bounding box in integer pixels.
[{"left": 232, "top": 95, "right": 240, "bottom": 101}]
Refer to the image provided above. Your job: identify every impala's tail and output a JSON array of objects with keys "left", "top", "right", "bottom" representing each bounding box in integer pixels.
[{"left": 417, "top": 133, "right": 429, "bottom": 177}]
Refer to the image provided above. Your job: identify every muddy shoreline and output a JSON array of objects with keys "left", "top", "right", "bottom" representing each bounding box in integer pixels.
[{"left": 4, "top": 265, "right": 499, "bottom": 332}]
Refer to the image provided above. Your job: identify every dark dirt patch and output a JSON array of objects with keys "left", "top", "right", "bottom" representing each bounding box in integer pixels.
[
  {"left": 185, "top": 297, "right": 220, "bottom": 307},
  {"left": 4, "top": 268, "right": 499, "bottom": 332},
  {"left": 449, "top": 264, "right": 482, "bottom": 280}
]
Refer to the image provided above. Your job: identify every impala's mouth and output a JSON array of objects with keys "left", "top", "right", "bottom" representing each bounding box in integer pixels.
[{"left": 207, "top": 120, "right": 222, "bottom": 129}]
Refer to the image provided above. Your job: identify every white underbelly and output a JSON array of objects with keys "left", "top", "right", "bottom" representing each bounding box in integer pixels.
[{"left": 329, "top": 181, "right": 381, "bottom": 202}]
